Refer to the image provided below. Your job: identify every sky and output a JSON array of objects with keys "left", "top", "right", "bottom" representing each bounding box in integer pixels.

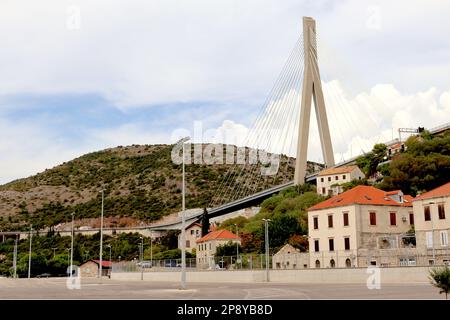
[{"left": 1, "top": 0, "right": 450, "bottom": 184}]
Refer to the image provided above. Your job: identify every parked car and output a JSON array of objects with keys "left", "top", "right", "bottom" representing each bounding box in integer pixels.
[
  {"left": 164, "top": 261, "right": 179, "bottom": 268},
  {"left": 36, "top": 273, "right": 51, "bottom": 278},
  {"left": 137, "top": 261, "right": 153, "bottom": 268}
]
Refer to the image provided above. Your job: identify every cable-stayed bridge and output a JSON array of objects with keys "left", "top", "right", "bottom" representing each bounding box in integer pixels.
[{"left": 149, "top": 17, "right": 362, "bottom": 231}]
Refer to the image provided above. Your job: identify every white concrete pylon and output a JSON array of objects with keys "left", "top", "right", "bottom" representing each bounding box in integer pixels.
[{"left": 294, "top": 17, "right": 335, "bottom": 185}]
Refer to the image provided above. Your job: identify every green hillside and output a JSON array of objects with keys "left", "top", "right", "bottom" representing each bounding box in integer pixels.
[{"left": 0, "top": 144, "right": 322, "bottom": 231}]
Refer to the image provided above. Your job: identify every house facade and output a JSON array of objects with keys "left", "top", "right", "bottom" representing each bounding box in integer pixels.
[
  {"left": 272, "top": 243, "right": 309, "bottom": 269},
  {"left": 178, "top": 222, "right": 202, "bottom": 253},
  {"left": 308, "top": 185, "right": 413, "bottom": 268},
  {"left": 196, "top": 229, "right": 240, "bottom": 269},
  {"left": 316, "top": 165, "right": 364, "bottom": 196},
  {"left": 412, "top": 182, "right": 450, "bottom": 265}
]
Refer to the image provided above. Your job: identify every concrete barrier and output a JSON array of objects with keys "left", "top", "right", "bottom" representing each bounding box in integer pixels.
[{"left": 111, "top": 266, "right": 434, "bottom": 284}]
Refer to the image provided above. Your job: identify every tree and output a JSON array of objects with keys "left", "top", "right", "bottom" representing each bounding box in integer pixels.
[
  {"left": 215, "top": 241, "right": 242, "bottom": 257},
  {"left": 201, "top": 208, "right": 210, "bottom": 237},
  {"left": 429, "top": 266, "right": 450, "bottom": 299},
  {"left": 356, "top": 143, "right": 387, "bottom": 179}
]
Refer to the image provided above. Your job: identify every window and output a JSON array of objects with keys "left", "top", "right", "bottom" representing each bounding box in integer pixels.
[
  {"left": 315, "top": 260, "right": 320, "bottom": 268},
  {"left": 343, "top": 212, "right": 349, "bottom": 226},
  {"left": 440, "top": 231, "right": 448, "bottom": 247},
  {"left": 190, "top": 230, "right": 195, "bottom": 235},
  {"left": 328, "top": 177, "right": 331, "bottom": 182},
  {"left": 186, "top": 240, "right": 190, "bottom": 248},
  {"left": 209, "top": 243, "right": 211, "bottom": 250},
  {"left": 438, "top": 204, "right": 446, "bottom": 220},
  {"left": 426, "top": 231, "right": 433, "bottom": 248},
  {"left": 313, "top": 217, "right": 318, "bottom": 229},
  {"left": 329, "top": 238, "right": 334, "bottom": 252},
  {"left": 369, "top": 212, "right": 376, "bottom": 226},
  {"left": 424, "top": 206, "right": 431, "bottom": 221},
  {"left": 409, "top": 212, "right": 414, "bottom": 225},
  {"left": 343, "top": 175, "right": 346, "bottom": 180},
  {"left": 330, "top": 259, "right": 335, "bottom": 268},
  {"left": 322, "top": 187, "right": 326, "bottom": 194},
  {"left": 321, "top": 177, "right": 324, "bottom": 182},
  {"left": 314, "top": 240, "right": 320, "bottom": 252},
  {"left": 390, "top": 212, "right": 397, "bottom": 226},
  {"left": 335, "top": 176, "right": 338, "bottom": 180},
  {"left": 344, "top": 237, "right": 350, "bottom": 250},
  {"left": 328, "top": 215, "right": 333, "bottom": 228}
]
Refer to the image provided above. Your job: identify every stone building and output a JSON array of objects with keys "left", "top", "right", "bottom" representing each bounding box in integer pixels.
[
  {"left": 412, "top": 182, "right": 450, "bottom": 265},
  {"left": 308, "top": 185, "right": 414, "bottom": 268},
  {"left": 196, "top": 229, "right": 240, "bottom": 269},
  {"left": 272, "top": 244, "right": 309, "bottom": 269},
  {"left": 79, "top": 260, "right": 112, "bottom": 278}
]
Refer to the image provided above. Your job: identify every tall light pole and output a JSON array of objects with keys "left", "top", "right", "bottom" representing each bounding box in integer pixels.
[
  {"left": 150, "top": 231, "right": 153, "bottom": 267},
  {"left": 28, "top": 224, "right": 33, "bottom": 279},
  {"left": 139, "top": 237, "right": 143, "bottom": 281},
  {"left": 99, "top": 188, "right": 105, "bottom": 278},
  {"left": 179, "top": 136, "right": 190, "bottom": 290},
  {"left": 234, "top": 224, "right": 239, "bottom": 269},
  {"left": 70, "top": 212, "right": 74, "bottom": 277},
  {"left": 262, "top": 219, "right": 271, "bottom": 282},
  {"left": 13, "top": 234, "right": 18, "bottom": 278},
  {"left": 52, "top": 247, "right": 57, "bottom": 259}
]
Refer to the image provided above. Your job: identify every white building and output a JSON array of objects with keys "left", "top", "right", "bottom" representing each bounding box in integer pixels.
[
  {"left": 412, "top": 182, "right": 450, "bottom": 265},
  {"left": 316, "top": 165, "right": 364, "bottom": 196}
]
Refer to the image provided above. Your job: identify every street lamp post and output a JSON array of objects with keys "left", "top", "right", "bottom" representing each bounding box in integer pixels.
[
  {"left": 99, "top": 188, "right": 105, "bottom": 279},
  {"left": 234, "top": 224, "right": 239, "bottom": 269},
  {"left": 262, "top": 219, "right": 271, "bottom": 282},
  {"left": 179, "top": 136, "right": 190, "bottom": 290},
  {"left": 52, "top": 247, "right": 57, "bottom": 259},
  {"left": 28, "top": 224, "right": 33, "bottom": 279},
  {"left": 13, "top": 234, "right": 18, "bottom": 278},
  {"left": 150, "top": 231, "right": 153, "bottom": 268},
  {"left": 70, "top": 212, "right": 74, "bottom": 277},
  {"left": 139, "top": 237, "right": 144, "bottom": 281}
]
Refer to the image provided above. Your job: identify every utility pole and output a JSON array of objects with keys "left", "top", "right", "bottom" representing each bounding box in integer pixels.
[
  {"left": 28, "top": 224, "right": 33, "bottom": 279},
  {"left": 234, "top": 224, "right": 239, "bottom": 269},
  {"left": 262, "top": 219, "right": 271, "bottom": 282},
  {"left": 139, "top": 237, "right": 144, "bottom": 281},
  {"left": 70, "top": 212, "right": 75, "bottom": 277},
  {"left": 179, "top": 136, "right": 190, "bottom": 289},
  {"left": 99, "top": 188, "right": 105, "bottom": 279},
  {"left": 13, "top": 234, "right": 18, "bottom": 278},
  {"left": 150, "top": 231, "right": 153, "bottom": 268}
]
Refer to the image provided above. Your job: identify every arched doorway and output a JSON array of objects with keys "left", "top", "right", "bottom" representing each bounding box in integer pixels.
[
  {"left": 315, "top": 260, "right": 320, "bottom": 268},
  {"left": 345, "top": 258, "right": 351, "bottom": 268},
  {"left": 330, "top": 259, "right": 335, "bottom": 268}
]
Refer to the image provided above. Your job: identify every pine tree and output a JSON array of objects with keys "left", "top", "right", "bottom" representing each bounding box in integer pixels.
[{"left": 201, "top": 208, "right": 210, "bottom": 237}]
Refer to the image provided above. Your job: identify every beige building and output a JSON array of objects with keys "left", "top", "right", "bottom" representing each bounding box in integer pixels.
[
  {"left": 79, "top": 260, "right": 112, "bottom": 278},
  {"left": 412, "top": 182, "right": 450, "bottom": 265},
  {"left": 178, "top": 222, "right": 202, "bottom": 253},
  {"left": 316, "top": 165, "right": 364, "bottom": 196},
  {"left": 272, "top": 244, "right": 309, "bottom": 269},
  {"left": 308, "top": 185, "right": 414, "bottom": 268},
  {"left": 196, "top": 229, "right": 240, "bottom": 269}
]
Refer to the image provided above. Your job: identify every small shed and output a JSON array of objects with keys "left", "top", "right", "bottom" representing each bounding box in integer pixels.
[{"left": 79, "top": 260, "right": 112, "bottom": 278}]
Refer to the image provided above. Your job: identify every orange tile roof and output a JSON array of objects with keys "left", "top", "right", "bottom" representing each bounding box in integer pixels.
[
  {"left": 308, "top": 185, "right": 413, "bottom": 211},
  {"left": 196, "top": 229, "right": 239, "bottom": 243},
  {"left": 317, "top": 165, "right": 360, "bottom": 176},
  {"left": 413, "top": 182, "right": 450, "bottom": 201}
]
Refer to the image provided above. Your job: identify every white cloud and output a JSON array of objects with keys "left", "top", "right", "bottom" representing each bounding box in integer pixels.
[{"left": 1, "top": 0, "right": 449, "bottom": 108}]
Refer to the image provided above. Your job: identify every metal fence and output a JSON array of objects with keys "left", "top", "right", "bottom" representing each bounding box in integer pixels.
[{"left": 112, "top": 249, "right": 450, "bottom": 273}]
